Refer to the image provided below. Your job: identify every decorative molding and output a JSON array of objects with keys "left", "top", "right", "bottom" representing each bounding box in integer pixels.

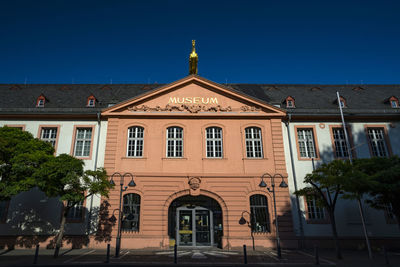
[
  {"left": 188, "top": 177, "right": 201, "bottom": 190},
  {"left": 128, "top": 104, "right": 261, "bottom": 114}
]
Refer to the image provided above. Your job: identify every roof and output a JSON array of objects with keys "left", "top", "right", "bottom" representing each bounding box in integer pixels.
[{"left": 1, "top": 82, "right": 399, "bottom": 117}]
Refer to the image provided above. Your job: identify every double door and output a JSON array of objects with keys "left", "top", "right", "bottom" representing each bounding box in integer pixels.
[{"left": 176, "top": 206, "right": 213, "bottom": 246}]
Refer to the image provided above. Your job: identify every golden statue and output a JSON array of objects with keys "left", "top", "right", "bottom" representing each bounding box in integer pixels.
[{"left": 189, "top": 40, "right": 198, "bottom": 75}]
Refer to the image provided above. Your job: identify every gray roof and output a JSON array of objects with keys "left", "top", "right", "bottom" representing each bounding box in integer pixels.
[{"left": 1, "top": 82, "right": 399, "bottom": 118}]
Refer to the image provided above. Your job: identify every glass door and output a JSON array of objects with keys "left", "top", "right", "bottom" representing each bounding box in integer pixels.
[
  {"left": 177, "top": 210, "right": 193, "bottom": 246},
  {"left": 195, "top": 210, "right": 211, "bottom": 246}
]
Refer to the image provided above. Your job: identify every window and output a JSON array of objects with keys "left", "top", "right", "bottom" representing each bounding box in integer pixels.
[
  {"left": 37, "top": 99, "right": 44, "bottom": 107},
  {"left": 40, "top": 127, "right": 58, "bottom": 148},
  {"left": 384, "top": 203, "right": 397, "bottom": 224},
  {"left": 245, "top": 127, "right": 263, "bottom": 158},
  {"left": 389, "top": 96, "right": 399, "bottom": 108},
  {"left": 367, "top": 128, "right": 388, "bottom": 157},
  {"left": 297, "top": 128, "right": 317, "bottom": 158},
  {"left": 206, "top": 127, "right": 223, "bottom": 158},
  {"left": 122, "top": 193, "right": 140, "bottom": 231},
  {"left": 250, "top": 195, "right": 270, "bottom": 232},
  {"left": 0, "top": 201, "right": 9, "bottom": 223},
  {"left": 87, "top": 95, "right": 96, "bottom": 107},
  {"left": 285, "top": 96, "right": 295, "bottom": 108},
  {"left": 166, "top": 127, "right": 183, "bottom": 158},
  {"left": 74, "top": 128, "right": 92, "bottom": 157},
  {"left": 332, "top": 128, "right": 349, "bottom": 158},
  {"left": 66, "top": 200, "right": 84, "bottom": 221},
  {"left": 127, "top": 126, "right": 144, "bottom": 157},
  {"left": 306, "top": 196, "right": 325, "bottom": 221}
]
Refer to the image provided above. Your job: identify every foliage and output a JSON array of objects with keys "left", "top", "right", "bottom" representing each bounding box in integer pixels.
[
  {"left": 353, "top": 156, "right": 400, "bottom": 228},
  {"left": 34, "top": 153, "right": 113, "bottom": 257},
  {"left": 294, "top": 159, "right": 353, "bottom": 259},
  {"left": 0, "top": 126, "right": 54, "bottom": 200}
]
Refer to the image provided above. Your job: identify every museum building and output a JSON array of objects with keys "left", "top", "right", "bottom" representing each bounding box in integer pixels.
[{"left": 0, "top": 42, "right": 399, "bottom": 250}]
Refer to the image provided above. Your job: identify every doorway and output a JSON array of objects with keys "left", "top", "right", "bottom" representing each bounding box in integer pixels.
[
  {"left": 168, "top": 195, "right": 223, "bottom": 248},
  {"left": 177, "top": 206, "right": 213, "bottom": 246}
]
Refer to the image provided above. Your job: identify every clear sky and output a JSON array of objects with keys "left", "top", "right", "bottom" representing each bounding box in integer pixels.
[{"left": 0, "top": 0, "right": 399, "bottom": 84}]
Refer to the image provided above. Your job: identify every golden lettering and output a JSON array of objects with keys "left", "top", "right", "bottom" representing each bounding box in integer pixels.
[
  {"left": 193, "top": 97, "right": 200, "bottom": 104},
  {"left": 209, "top": 98, "right": 218, "bottom": 104},
  {"left": 201, "top": 97, "right": 209, "bottom": 104}
]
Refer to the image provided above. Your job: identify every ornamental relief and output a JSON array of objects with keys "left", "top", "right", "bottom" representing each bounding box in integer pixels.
[{"left": 127, "top": 104, "right": 261, "bottom": 114}]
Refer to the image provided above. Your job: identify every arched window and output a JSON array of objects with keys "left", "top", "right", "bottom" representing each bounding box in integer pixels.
[
  {"left": 122, "top": 193, "right": 141, "bottom": 231},
  {"left": 245, "top": 127, "right": 263, "bottom": 158},
  {"left": 166, "top": 126, "right": 183, "bottom": 157},
  {"left": 250, "top": 195, "right": 270, "bottom": 233},
  {"left": 127, "top": 126, "right": 144, "bottom": 157},
  {"left": 206, "top": 127, "right": 223, "bottom": 158}
]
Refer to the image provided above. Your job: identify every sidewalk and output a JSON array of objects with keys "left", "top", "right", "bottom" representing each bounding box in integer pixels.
[{"left": 0, "top": 246, "right": 399, "bottom": 266}]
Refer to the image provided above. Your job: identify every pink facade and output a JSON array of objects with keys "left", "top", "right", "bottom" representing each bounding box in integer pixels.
[{"left": 101, "top": 76, "right": 295, "bottom": 249}]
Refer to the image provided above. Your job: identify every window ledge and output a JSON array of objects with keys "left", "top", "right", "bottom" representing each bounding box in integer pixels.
[
  {"left": 121, "top": 157, "right": 147, "bottom": 160},
  {"left": 202, "top": 157, "right": 227, "bottom": 160},
  {"left": 242, "top": 158, "right": 268, "bottom": 160},
  {"left": 162, "top": 157, "right": 188, "bottom": 160}
]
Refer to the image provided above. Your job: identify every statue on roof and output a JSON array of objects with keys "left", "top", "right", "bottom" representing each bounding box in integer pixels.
[{"left": 189, "top": 40, "right": 198, "bottom": 75}]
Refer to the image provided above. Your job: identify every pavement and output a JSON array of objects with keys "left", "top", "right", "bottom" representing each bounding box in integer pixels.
[{"left": 0, "top": 246, "right": 399, "bottom": 266}]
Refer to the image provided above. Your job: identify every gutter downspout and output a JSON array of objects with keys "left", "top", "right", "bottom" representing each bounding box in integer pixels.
[
  {"left": 284, "top": 113, "right": 305, "bottom": 248},
  {"left": 86, "top": 111, "right": 102, "bottom": 234}
]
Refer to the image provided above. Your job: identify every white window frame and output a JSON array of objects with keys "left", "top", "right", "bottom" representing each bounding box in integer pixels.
[
  {"left": 245, "top": 127, "right": 263, "bottom": 158},
  {"left": 127, "top": 126, "right": 144, "bottom": 157},
  {"left": 306, "top": 196, "right": 325, "bottom": 220},
  {"left": 332, "top": 128, "right": 349, "bottom": 158},
  {"left": 297, "top": 128, "right": 317, "bottom": 158},
  {"left": 391, "top": 100, "right": 398, "bottom": 108},
  {"left": 367, "top": 128, "right": 388, "bottom": 157},
  {"left": 166, "top": 127, "right": 183, "bottom": 158},
  {"left": 37, "top": 99, "right": 44, "bottom": 107},
  {"left": 74, "top": 128, "right": 92, "bottom": 157},
  {"left": 206, "top": 127, "right": 223, "bottom": 158},
  {"left": 88, "top": 98, "right": 95, "bottom": 107},
  {"left": 287, "top": 100, "right": 294, "bottom": 108},
  {"left": 40, "top": 127, "right": 58, "bottom": 148},
  {"left": 66, "top": 200, "right": 84, "bottom": 220}
]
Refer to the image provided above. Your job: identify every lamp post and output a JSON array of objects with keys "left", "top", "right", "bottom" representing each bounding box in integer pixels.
[
  {"left": 109, "top": 172, "right": 136, "bottom": 258},
  {"left": 239, "top": 211, "right": 255, "bottom": 251},
  {"left": 259, "top": 173, "right": 288, "bottom": 259}
]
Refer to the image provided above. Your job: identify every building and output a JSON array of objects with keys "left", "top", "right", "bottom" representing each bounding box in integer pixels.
[{"left": 0, "top": 43, "right": 399, "bottom": 250}]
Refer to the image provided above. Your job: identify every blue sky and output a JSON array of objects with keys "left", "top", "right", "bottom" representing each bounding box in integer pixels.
[{"left": 0, "top": 0, "right": 399, "bottom": 84}]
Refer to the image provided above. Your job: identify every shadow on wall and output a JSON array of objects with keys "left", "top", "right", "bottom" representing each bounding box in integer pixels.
[
  {"left": 0, "top": 194, "right": 115, "bottom": 250},
  {"left": 290, "top": 124, "right": 400, "bottom": 249}
]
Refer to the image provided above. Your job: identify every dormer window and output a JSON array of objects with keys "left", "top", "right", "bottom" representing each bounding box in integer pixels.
[
  {"left": 285, "top": 96, "right": 295, "bottom": 108},
  {"left": 87, "top": 95, "right": 96, "bottom": 107},
  {"left": 389, "top": 96, "right": 399, "bottom": 108},
  {"left": 36, "top": 95, "right": 46, "bottom": 107},
  {"left": 336, "top": 97, "right": 346, "bottom": 108}
]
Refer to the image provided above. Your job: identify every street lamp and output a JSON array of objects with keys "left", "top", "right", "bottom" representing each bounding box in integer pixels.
[
  {"left": 239, "top": 210, "right": 255, "bottom": 251},
  {"left": 259, "top": 173, "right": 288, "bottom": 259},
  {"left": 109, "top": 172, "right": 136, "bottom": 257}
]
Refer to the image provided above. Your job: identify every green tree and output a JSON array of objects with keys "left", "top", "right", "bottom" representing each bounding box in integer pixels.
[
  {"left": 0, "top": 126, "right": 54, "bottom": 200},
  {"left": 34, "top": 154, "right": 113, "bottom": 257},
  {"left": 295, "top": 160, "right": 353, "bottom": 259},
  {"left": 353, "top": 156, "right": 400, "bottom": 230}
]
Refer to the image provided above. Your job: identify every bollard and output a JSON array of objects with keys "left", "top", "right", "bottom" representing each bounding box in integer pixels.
[
  {"left": 383, "top": 246, "right": 389, "bottom": 266},
  {"left": 105, "top": 244, "right": 110, "bottom": 263},
  {"left": 243, "top": 244, "right": 247, "bottom": 264},
  {"left": 33, "top": 244, "right": 39, "bottom": 264},
  {"left": 174, "top": 244, "right": 177, "bottom": 264},
  {"left": 314, "top": 245, "right": 319, "bottom": 265}
]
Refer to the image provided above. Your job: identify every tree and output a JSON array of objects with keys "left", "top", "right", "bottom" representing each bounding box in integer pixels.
[
  {"left": 34, "top": 154, "right": 113, "bottom": 257},
  {"left": 0, "top": 126, "right": 54, "bottom": 200},
  {"left": 353, "top": 156, "right": 400, "bottom": 230},
  {"left": 295, "top": 160, "right": 353, "bottom": 259}
]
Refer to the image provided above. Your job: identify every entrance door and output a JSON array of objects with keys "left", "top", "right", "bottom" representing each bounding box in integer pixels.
[{"left": 176, "top": 207, "right": 213, "bottom": 246}]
